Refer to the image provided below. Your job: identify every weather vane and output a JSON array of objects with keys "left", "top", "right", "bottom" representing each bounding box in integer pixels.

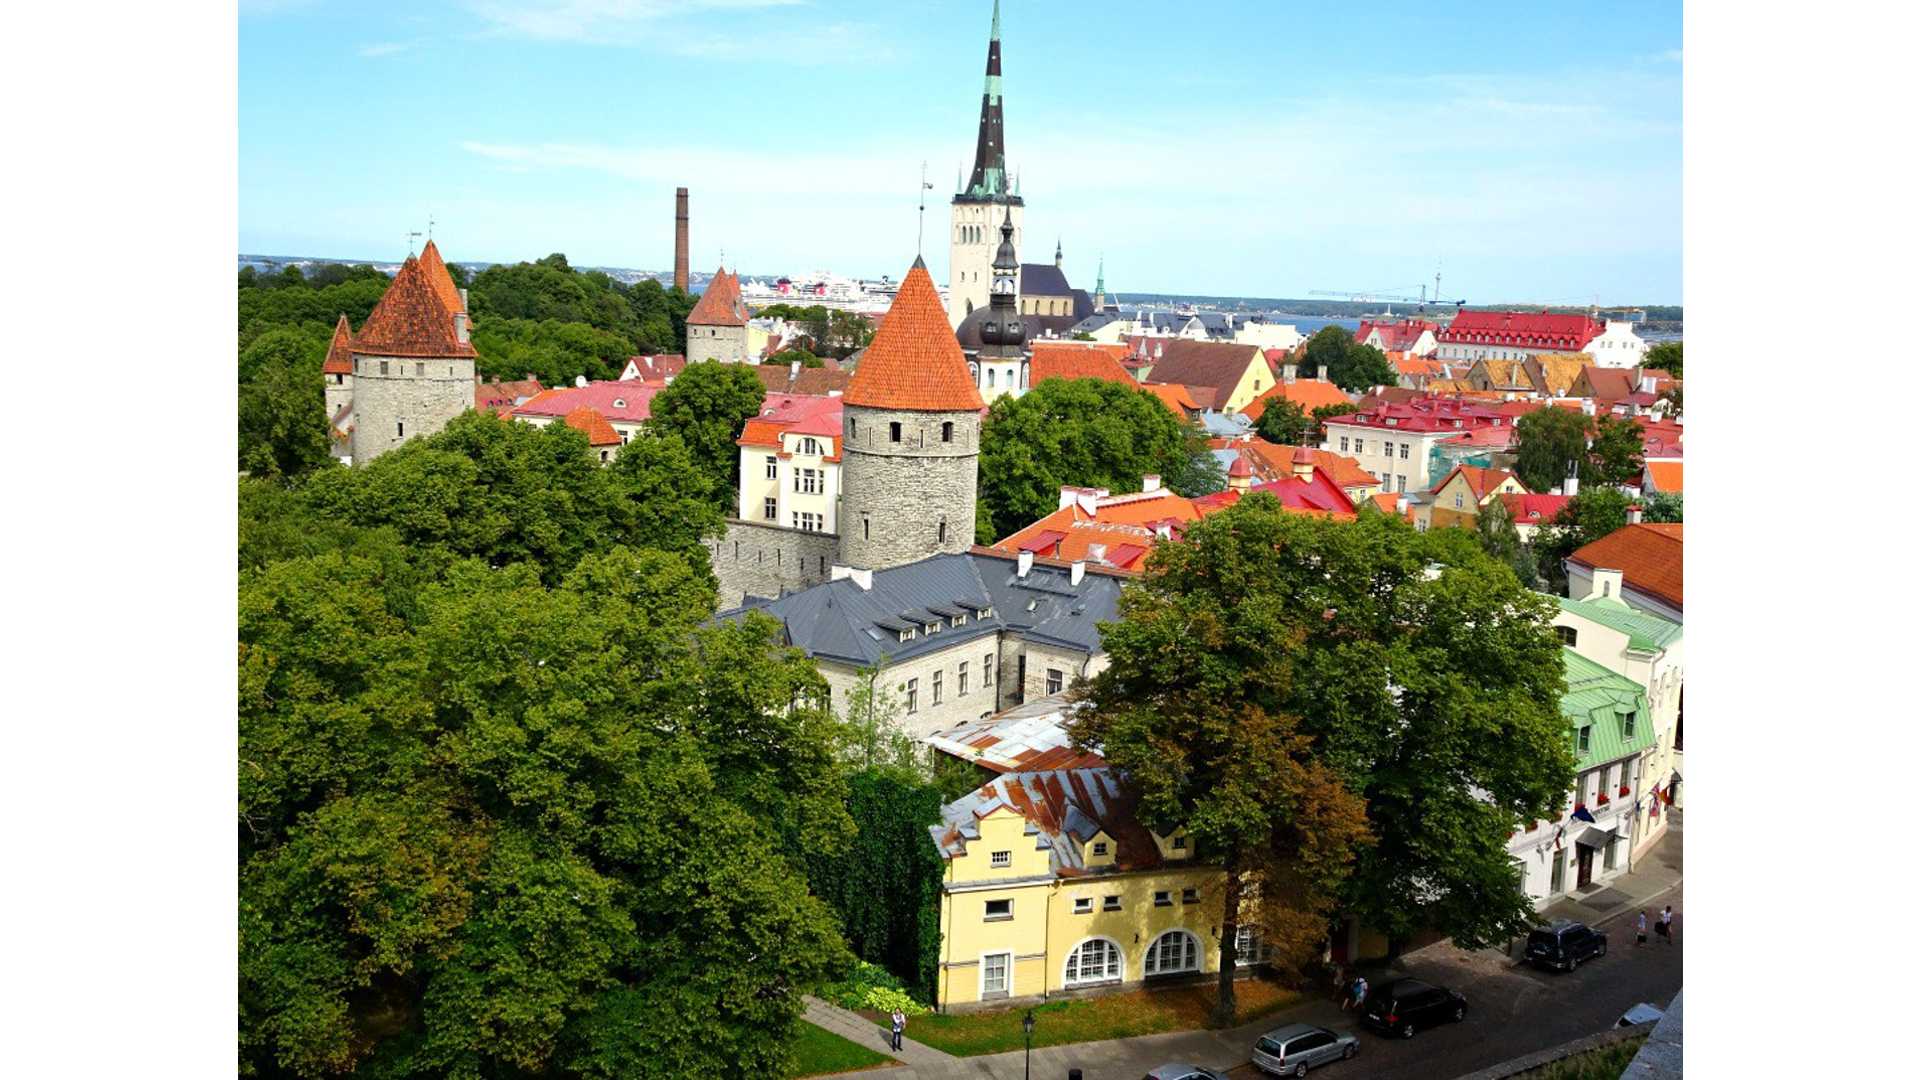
[
  {"left": 917, "top": 161, "right": 934, "bottom": 258},
  {"left": 406, "top": 229, "right": 422, "bottom": 255}
]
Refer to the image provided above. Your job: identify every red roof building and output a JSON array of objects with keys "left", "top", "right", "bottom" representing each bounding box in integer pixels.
[
  {"left": 1239, "top": 374, "right": 1353, "bottom": 421},
  {"left": 844, "top": 260, "right": 984, "bottom": 412},
  {"left": 619, "top": 354, "right": 687, "bottom": 382},
  {"left": 514, "top": 381, "right": 662, "bottom": 426},
  {"left": 322, "top": 314, "right": 354, "bottom": 375},
  {"left": 475, "top": 377, "right": 543, "bottom": 416},
  {"left": 1436, "top": 311, "right": 1605, "bottom": 361},
  {"left": 686, "top": 267, "right": 749, "bottom": 327},
  {"left": 1027, "top": 342, "right": 1136, "bottom": 386},
  {"left": 1355, "top": 318, "right": 1439, "bottom": 354},
  {"left": 1497, "top": 492, "right": 1574, "bottom": 535},
  {"left": 563, "top": 406, "right": 622, "bottom": 447},
  {"left": 352, "top": 255, "right": 475, "bottom": 359},
  {"left": 1567, "top": 523, "right": 1684, "bottom": 618}
]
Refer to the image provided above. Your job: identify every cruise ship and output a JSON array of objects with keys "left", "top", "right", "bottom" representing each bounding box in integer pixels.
[{"left": 738, "top": 270, "right": 945, "bottom": 316}]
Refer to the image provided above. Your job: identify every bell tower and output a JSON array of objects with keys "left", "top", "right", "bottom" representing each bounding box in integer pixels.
[{"left": 948, "top": 0, "right": 1024, "bottom": 326}]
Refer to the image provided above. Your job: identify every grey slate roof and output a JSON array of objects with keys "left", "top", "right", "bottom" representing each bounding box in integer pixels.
[
  {"left": 1020, "top": 263, "right": 1072, "bottom": 297},
  {"left": 1199, "top": 410, "right": 1253, "bottom": 437},
  {"left": 717, "top": 551, "right": 1126, "bottom": 667}
]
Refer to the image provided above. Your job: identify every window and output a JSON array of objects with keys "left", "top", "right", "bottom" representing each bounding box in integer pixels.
[
  {"left": 1622, "top": 712, "right": 1637, "bottom": 738},
  {"left": 1556, "top": 626, "right": 1578, "bottom": 646},
  {"left": 1153, "top": 890, "right": 1172, "bottom": 907},
  {"left": 987, "top": 369, "right": 997, "bottom": 388},
  {"left": 862, "top": 514, "right": 870, "bottom": 540},
  {"left": 1454, "top": 492, "right": 1464, "bottom": 508},
  {"left": 1400, "top": 443, "right": 1410, "bottom": 460},
  {"left": 932, "top": 670, "right": 943, "bottom": 705},
  {"left": 1383, "top": 441, "right": 1394, "bottom": 458},
  {"left": 938, "top": 519, "right": 948, "bottom": 544},
  {"left": 763, "top": 497, "right": 777, "bottom": 520},
  {"left": 794, "top": 511, "right": 821, "bottom": 532},
  {"left": 1181, "top": 887, "right": 1198, "bottom": 904},
  {"left": 1235, "top": 926, "right": 1269, "bottom": 966},
  {"left": 379, "top": 360, "right": 389, "bottom": 375},
  {"left": 396, "top": 421, "right": 404, "bottom": 437},
  {"left": 1046, "top": 669, "right": 1064, "bottom": 695},
  {"left": 942, "top": 421, "right": 954, "bottom": 443},
  {"left": 1091, "top": 841, "right": 1108, "bottom": 857},
  {"left": 905, "top": 679, "right": 918, "bottom": 714},
  {"left": 766, "top": 456, "right": 778, "bottom": 479},
  {"left": 982, "top": 952, "right": 1011, "bottom": 996},
  {"left": 953, "top": 613, "right": 967, "bottom": 627},
  {"left": 984, "top": 898, "right": 1012, "bottom": 920},
  {"left": 1144, "top": 930, "right": 1199, "bottom": 975},
  {"left": 990, "top": 851, "right": 1010, "bottom": 869},
  {"left": 795, "top": 468, "right": 820, "bottom": 494},
  {"left": 1172, "top": 835, "right": 1187, "bottom": 850},
  {"left": 1577, "top": 725, "right": 1592, "bottom": 754},
  {"left": 984, "top": 654, "right": 994, "bottom": 686},
  {"left": 414, "top": 362, "right": 425, "bottom": 376},
  {"left": 1396, "top": 475, "right": 1407, "bottom": 493},
  {"left": 1073, "top": 897, "right": 1093, "bottom": 914},
  {"left": 1353, "top": 438, "right": 1364, "bottom": 454},
  {"left": 958, "top": 661, "right": 969, "bottom": 696},
  {"left": 1064, "top": 939, "right": 1122, "bottom": 986},
  {"left": 599, "top": 450, "right": 609, "bottom": 463},
  {"left": 798, "top": 437, "right": 822, "bottom": 455},
  {"left": 890, "top": 421, "right": 902, "bottom": 443},
  {"left": 1340, "top": 436, "right": 1350, "bottom": 452},
  {"left": 1102, "top": 895, "right": 1121, "bottom": 911}
]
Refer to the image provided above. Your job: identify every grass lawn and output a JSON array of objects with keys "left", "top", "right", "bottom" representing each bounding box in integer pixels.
[
  {"left": 788, "top": 1021, "right": 897, "bottom": 1078},
  {"left": 887, "top": 977, "right": 1302, "bottom": 1057},
  {"left": 1518, "top": 1033, "right": 1648, "bottom": 1079}
]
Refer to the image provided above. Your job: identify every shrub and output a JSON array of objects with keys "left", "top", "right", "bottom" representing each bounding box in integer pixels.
[{"left": 820, "top": 961, "right": 931, "bottom": 1016}]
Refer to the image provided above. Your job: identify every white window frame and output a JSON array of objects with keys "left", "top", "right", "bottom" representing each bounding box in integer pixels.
[
  {"left": 980, "top": 951, "right": 1012, "bottom": 998},
  {"left": 1091, "top": 841, "right": 1108, "bottom": 857},
  {"left": 1062, "top": 937, "right": 1124, "bottom": 988},
  {"left": 1102, "top": 895, "right": 1121, "bottom": 912},
  {"left": 990, "top": 850, "right": 1010, "bottom": 869},
  {"left": 1144, "top": 930, "right": 1200, "bottom": 976},
  {"left": 983, "top": 897, "right": 1013, "bottom": 921},
  {"left": 1153, "top": 890, "right": 1172, "bottom": 907},
  {"left": 1072, "top": 896, "right": 1093, "bottom": 915}
]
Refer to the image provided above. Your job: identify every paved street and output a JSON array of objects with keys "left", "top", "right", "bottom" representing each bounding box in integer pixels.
[{"left": 819, "top": 821, "right": 1681, "bottom": 1080}]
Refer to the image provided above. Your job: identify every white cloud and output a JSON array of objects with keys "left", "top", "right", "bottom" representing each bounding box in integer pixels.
[
  {"left": 357, "top": 42, "right": 413, "bottom": 58},
  {"left": 466, "top": 0, "right": 805, "bottom": 44}
]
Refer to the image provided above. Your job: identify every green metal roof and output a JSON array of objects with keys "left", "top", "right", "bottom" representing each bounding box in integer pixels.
[
  {"left": 1559, "top": 595, "right": 1681, "bottom": 653},
  {"left": 1561, "top": 648, "right": 1654, "bottom": 769}
]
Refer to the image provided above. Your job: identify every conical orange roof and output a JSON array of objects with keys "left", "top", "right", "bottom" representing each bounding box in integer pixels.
[
  {"left": 353, "top": 256, "right": 476, "bottom": 358},
  {"left": 322, "top": 313, "right": 354, "bottom": 374},
  {"left": 845, "top": 260, "right": 984, "bottom": 412},
  {"left": 417, "top": 240, "right": 466, "bottom": 316},
  {"left": 686, "top": 266, "right": 748, "bottom": 327}
]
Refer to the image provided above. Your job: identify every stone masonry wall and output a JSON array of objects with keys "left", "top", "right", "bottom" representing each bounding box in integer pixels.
[
  {"left": 818, "top": 633, "right": 1005, "bottom": 740},
  {"left": 350, "top": 355, "right": 475, "bottom": 464},
  {"left": 707, "top": 519, "right": 841, "bottom": 610},
  {"left": 687, "top": 324, "right": 749, "bottom": 365},
  {"left": 325, "top": 373, "right": 353, "bottom": 421},
  {"left": 838, "top": 405, "right": 979, "bottom": 570}
]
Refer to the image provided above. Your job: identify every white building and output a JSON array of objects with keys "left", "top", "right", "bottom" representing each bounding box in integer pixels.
[
  {"left": 733, "top": 394, "right": 845, "bottom": 535},
  {"left": 1584, "top": 320, "right": 1651, "bottom": 369}
]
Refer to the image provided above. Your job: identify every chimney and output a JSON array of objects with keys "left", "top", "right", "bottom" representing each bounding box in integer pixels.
[
  {"left": 1627, "top": 504, "right": 1644, "bottom": 525},
  {"left": 1070, "top": 560, "right": 1086, "bottom": 586},
  {"left": 1018, "top": 550, "right": 1034, "bottom": 578},
  {"left": 459, "top": 287, "right": 469, "bottom": 310},
  {"left": 454, "top": 311, "right": 469, "bottom": 344},
  {"left": 1590, "top": 567, "right": 1624, "bottom": 601},
  {"left": 1580, "top": 399, "right": 1596, "bottom": 416},
  {"left": 673, "top": 187, "right": 690, "bottom": 293},
  {"left": 1283, "top": 362, "right": 1297, "bottom": 383},
  {"left": 829, "top": 565, "right": 874, "bottom": 591},
  {"left": 1395, "top": 496, "right": 1409, "bottom": 516},
  {"left": 1142, "top": 474, "right": 1162, "bottom": 493},
  {"left": 1088, "top": 543, "right": 1108, "bottom": 564}
]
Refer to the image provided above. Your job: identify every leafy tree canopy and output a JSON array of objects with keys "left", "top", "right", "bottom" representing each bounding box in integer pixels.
[
  {"left": 239, "top": 331, "right": 335, "bottom": 483},
  {"left": 1295, "top": 326, "right": 1398, "bottom": 393},
  {"left": 1644, "top": 340, "right": 1682, "bottom": 380},
  {"left": 1533, "top": 487, "right": 1634, "bottom": 595},
  {"left": 1643, "top": 490, "right": 1682, "bottom": 523},
  {"left": 765, "top": 347, "right": 823, "bottom": 369},
  {"left": 1254, "top": 398, "right": 1312, "bottom": 445},
  {"left": 646, "top": 362, "right": 770, "bottom": 511}
]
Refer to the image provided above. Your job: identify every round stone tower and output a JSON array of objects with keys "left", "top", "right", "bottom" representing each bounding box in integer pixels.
[
  {"left": 348, "top": 243, "right": 476, "bottom": 465},
  {"left": 839, "top": 256, "right": 986, "bottom": 570}
]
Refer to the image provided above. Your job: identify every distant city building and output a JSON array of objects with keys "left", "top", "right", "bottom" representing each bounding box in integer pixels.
[
  {"left": 1320, "top": 397, "right": 1515, "bottom": 495},
  {"left": 1436, "top": 311, "right": 1645, "bottom": 367},
  {"left": 1355, "top": 318, "right": 1439, "bottom": 357}
]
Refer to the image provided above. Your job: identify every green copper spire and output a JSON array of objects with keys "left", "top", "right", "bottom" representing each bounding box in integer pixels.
[
  {"left": 963, "top": 1, "right": 1014, "bottom": 200},
  {"left": 1095, "top": 255, "right": 1105, "bottom": 294}
]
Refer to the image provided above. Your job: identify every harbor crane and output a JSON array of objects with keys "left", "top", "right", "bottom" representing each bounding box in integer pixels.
[{"left": 1310, "top": 271, "right": 1465, "bottom": 316}]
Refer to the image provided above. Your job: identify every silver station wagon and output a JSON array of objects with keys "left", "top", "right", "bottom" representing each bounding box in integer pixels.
[{"left": 1251, "top": 1022, "right": 1359, "bottom": 1076}]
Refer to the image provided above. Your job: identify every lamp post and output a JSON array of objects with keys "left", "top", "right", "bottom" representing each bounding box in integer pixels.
[{"left": 1022, "top": 1009, "right": 1035, "bottom": 1080}]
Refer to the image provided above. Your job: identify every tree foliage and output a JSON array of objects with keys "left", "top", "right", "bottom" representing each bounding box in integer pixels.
[
  {"left": 1533, "top": 488, "right": 1634, "bottom": 595},
  {"left": 646, "top": 361, "right": 770, "bottom": 511},
  {"left": 1511, "top": 408, "right": 1589, "bottom": 495},
  {"left": 1644, "top": 340, "right": 1682, "bottom": 380},
  {"left": 1254, "top": 398, "right": 1312, "bottom": 445},
  {"left": 1475, "top": 494, "right": 1538, "bottom": 589},
  {"left": 765, "top": 347, "right": 823, "bottom": 369},
  {"left": 1295, "top": 326, "right": 1397, "bottom": 393},
  {"left": 239, "top": 331, "right": 335, "bottom": 482},
  {"left": 808, "top": 768, "right": 947, "bottom": 1004},
  {"left": 1643, "top": 491, "right": 1682, "bottom": 523},
  {"left": 977, "top": 377, "right": 1201, "bottom": 541},
  {"left": 754, "top": 304, "right": 874, "bottom": 359},
  {"left": 1587, "top": 414, "right": 1646, "bottom": 487}
]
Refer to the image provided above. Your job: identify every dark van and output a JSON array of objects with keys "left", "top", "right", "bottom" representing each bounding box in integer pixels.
[
  {"left": 1525, "top": 919, "right": 1609, "bottom": 972},
  {"left": 1359, "top": 978, "right": 1467, "bottom": 1039}
]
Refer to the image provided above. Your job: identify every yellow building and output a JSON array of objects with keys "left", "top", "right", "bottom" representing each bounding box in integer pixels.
[
  {"left": 1426, "top": 464, "right": 1529, "bottom": 531},
  {"left": 928, "top": 768, "right": 1267, "bottom": 1010}
]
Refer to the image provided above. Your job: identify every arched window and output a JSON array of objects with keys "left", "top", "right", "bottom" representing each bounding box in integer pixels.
[
  {"left": 799, "top": 437, "right": 822, "bottom": 456},
  {"left": 987, "top": 369, "right": 996, "bottom": 388},
  {"left": 942, "top": 421, "right": 954, "bottom": 443},
  {"left": 1144, "top": 930, "right": 1199, "bottom": 976},
  {"left": 1063, "top": 938, "right": 1123, "bottom": 987}
]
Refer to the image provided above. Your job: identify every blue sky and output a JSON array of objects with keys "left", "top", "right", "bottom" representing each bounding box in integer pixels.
[{"left": 240, "top": 1, "right": 1682, "bottom": 303}]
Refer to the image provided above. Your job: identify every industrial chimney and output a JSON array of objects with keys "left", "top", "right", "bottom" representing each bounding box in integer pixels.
[{"left": 673, "top": 187, "right": 690, "bottom": 293}]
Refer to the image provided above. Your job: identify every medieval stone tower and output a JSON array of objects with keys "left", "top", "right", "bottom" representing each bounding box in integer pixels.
[
  {"left": 685, "top": 266, "right": 750, "bottom": 364},
  {"left": 322, "top": 313, "right": 355, "bottom": 422},
  {"left": 948, "top": 0, "right": 1023, "bottom": 326},
  {"left": 348, "top": 241, "right": 475, "bottom": 464},
  {"left": 840, "top": 258, "right": 986, "bottom": 570}
]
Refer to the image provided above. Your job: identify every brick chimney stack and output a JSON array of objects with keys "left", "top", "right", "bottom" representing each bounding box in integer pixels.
[{"left": 673, "top": 187, "right": 690, "bottom": 293}]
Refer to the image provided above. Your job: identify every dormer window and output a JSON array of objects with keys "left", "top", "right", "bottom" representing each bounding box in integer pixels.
[
  {"left": 1172, "top": 835, "right": 1188, "bottom": 850},
  {"left": 953, "top": 613, "right": 967, "bottom": 627},
  {"left": 1577, "top": 725, "right": 1592, "bottom": 754},
  {"left": 1623, "top": 712, "right": 1637, "bottom": 739},
  {"left": 613, "top": 398, "right": 626, "bottom": 409},
  {"left": 1091, "top": 841, "right": 1108, "bottom": 857}
]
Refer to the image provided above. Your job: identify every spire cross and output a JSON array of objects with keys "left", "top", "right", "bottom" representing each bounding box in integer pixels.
[
  {"left": 918, "top": 160, "right": 934, "bottom": 258},
  {"left": 406, "top": 230, "right": 422, "bottom": 255}
]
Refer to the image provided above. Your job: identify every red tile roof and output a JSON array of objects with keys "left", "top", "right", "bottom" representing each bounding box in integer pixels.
[
  {"left": 1240, "top": 376, "right": 1353, "bottom": 421},
  {"left": 844, "top": 261, "right": 984, "bottom": 412},
  {"left": 1027, "top": 342, "right": 1136, "bottom": 386},
  {"left": 563, "top": 406, "right": 622, "bottom": 446},
  {"left": 1568, "top": 523, "right": 1684, "bottom": 610},
  {"left": 736, "top": 393, "right": 844, "bottom": 459},
  {"left": 1191, "top": 469, "right": 1358, "bottom": 519},
  {"left": 1577, "top": 365, "right": 1637, "bottom": 403},
  {"left": 1323, "top": 396, "right": 1509, "bottom": 435},
  {"left": 1128, "top": 340, "right": 1263, "bottom": 410},
  {"left": 1439, "top": 311, "right": 1604, "bottom": 351},
  {"left": 514, "top": 380, "right": 661, "bottom": 424},
  {"left": 686, "top": 267, "right": 748, "bottom": 327},
  {"left": 1140, "top": 382, "right": 1202, "bottom": 416},
  {"left": 753, "top": 364, "right": 853, "bottom": 396},
  {"left": 1498, "top": 492, "right": 1572, "bottom": 526},
  {"left": 475, "top": 377, "right": 543, "bottom": 415},
  {"left": 621, "top": 354, "right": 686, "bottom": 382},
  {"left": 352, "top": 255, "right": 475, "bottom": 358},
  {"left": 322, "top": 313, "right": 354, "bottom": 375},
  {"left": 416, "top": 240, "right": 466, "bottom": 316},
  {"left": 1356, "top": 318, "right": 1438, "bottom": 352},
  {"left": 1643, "top": 460, "right": 1683, "bottom": 493}
]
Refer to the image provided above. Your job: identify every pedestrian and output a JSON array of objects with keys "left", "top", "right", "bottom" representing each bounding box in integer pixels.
[
  {"left": 1657, "top": 905, "right": 1674, "bottom": 945},
  {"left": 1635, "top": 911, "right": 1648, "bottom": 947},
  {"left": 1346, "top": 975, "right": 1368, "bottom": 1011},
  {"left": 889, "top": 1008, "right": 905, "bottom": 1052}
]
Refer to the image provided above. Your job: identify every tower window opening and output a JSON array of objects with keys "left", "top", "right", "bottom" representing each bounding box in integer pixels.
[
  {"left": 942, "top": 421, "right": 954, "bottom": 443},
  {"left": 890, "top": 422, "right": 902, "bottom": 443}
]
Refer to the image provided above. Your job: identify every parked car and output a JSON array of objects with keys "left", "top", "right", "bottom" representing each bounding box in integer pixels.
[
  {"left": 1618, "top": 1002, "right": 1665, "bottom": 1027},
  {"left": 1359, "top": 978, "right": 1467, "bottom": 1039},
  {"left": 1142, "top": 1067, "right": 1230, "bottom": 1080},
  {"left": 1525, "top": 919, "right": 1609, "bottom": 972},
  {"left": 1251, "top": 1022, "right": 1358, "bottom": 1076}
]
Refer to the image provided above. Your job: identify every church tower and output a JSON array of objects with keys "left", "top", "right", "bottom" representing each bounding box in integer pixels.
[
  {"left": 840, "top": 259, "right": 985, "bottom": 569},
  {"left": 948, "top": 0, "right": 1023, "bottom": 326},
  {"left": 956, "top": 207, "right": 1029, "bottom": 402}
]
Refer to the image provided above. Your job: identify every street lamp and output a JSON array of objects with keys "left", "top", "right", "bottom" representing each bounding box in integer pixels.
[{"left": 1022, "top": 1009, "right": 1035, "bottom": 1080}]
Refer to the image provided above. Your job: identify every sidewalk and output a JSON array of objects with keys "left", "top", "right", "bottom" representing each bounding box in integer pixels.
[
  {"left": 803, "top": 996, "right": 953, "bottom": 1070},
  {"left": 1536, "top": 814, "right": 1682, "bottom": 935}
]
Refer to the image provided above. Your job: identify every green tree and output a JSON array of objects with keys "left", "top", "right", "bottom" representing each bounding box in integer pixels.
[
  {"left": 1294, "top": 327, "right": 1397, "bottom": 392},
  {"left": 1588, "top": 414, "right": 1645, "bottom": 486},
  {"left": 1643, "top": 491, "right": 1682, "bottom": 523},
  {"left": 1310, "top": 402, "right": 1361, "bottom": 443},
  {"left": 1163, "top": 443, "right": 1228, "bottom": 498},
  {"left": 1475, "top": 494, "right": 1539, "bottom": 589},
  {"left": 238, "top": 324, "right": 327, "bottom": 385},
  {"left": 808, "top": 767, "right": 947, "bottom": 1001},
  {"left": 1644, "top": 340, "right": 1682, "bottom": 379},
  {"left": 976, "top": 378, "right": 1196, "bottom": 540},
  {"left": 470, "top": 316, "right": 634, "bottom": 385},
  {"left": 1511, "top": 407, "right": 1591, "bottom": 494},
  {"left": 238, "top": 335, "right": 334, "bottom": 482},
  {"left": 1254, "top": 398, "right": 1312, "bottom": 445},
  {"left": 838, "top": 661, "right": 916, "bottom": 772},
  {"left": 765, "top": 347, "right": 823, "bottom": 369},
  {"left": 1533, "top": 488, "right": 1634, "bottom": 595},
  {"left": 647, "top": 361, "right": 770, "bottom": 509}
]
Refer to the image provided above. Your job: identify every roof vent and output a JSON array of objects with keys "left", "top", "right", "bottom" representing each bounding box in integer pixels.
[
  {"left": 575, "top": 375, "right": 589, "bottom": 388},
  {"left": 612, "top": 398, "right": 626, "bottom": 409},
  {"left": 1070, "top": 561, "right": 1086, "bottom": 586},
  {"left": 1017, "top": 550, "right": 1034, "bottom": 578}
]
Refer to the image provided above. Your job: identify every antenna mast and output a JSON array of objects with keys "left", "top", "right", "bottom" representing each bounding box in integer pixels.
[
  {"left": 406, "top": 230, "right": 422, "bottom": 255},
  {"left": 917, "top": 161, "right": 934, "bottom": 258}
]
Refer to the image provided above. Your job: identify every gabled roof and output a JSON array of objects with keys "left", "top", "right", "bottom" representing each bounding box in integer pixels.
[
  {"left": 352, "top": 255, "right": 475, "bottom": 358},
  {"left": 476, "top": 377, "right": 543, "bottom": 415},
  {"left": 1497, "top": 492, "right": 1572, "bottom": 527},
  {"left": 686, "top": 267, "right": 748, "bottom": 327},
  {"left": 1019, "top": 263, "right": 1072, "bottom": 296},
  {"left": 1644, "top": 460, "right": 1683, "bottom": 493},
  {"left": 1356, "top": 318, "right": 1437, "bottom": 351},
  {"left": 1568, "top": 523, "right": 1684, "bottom": 611},
  {"left": 1578, "top": 365, "right": 1637, "bottom": 403},
  {"left": 1239, "top": 376, "right": 1352, "bottom": 421},
  {"left": 416, "top": 240, "right": 466, "bottom": 316},
  {"left": 563, "top": 406, "right": 622, "bottom": 446},
  {"left": 1440, "top": 464, "right": 1525, "bottom": 502},
  {"left": 1132, "top": 340, "right": 1263, "bottom": 410},
  {"left": 736, "top": 393, "right": 843, "bottom": 454},
  {"left": 1470, "top": 359, "right": 1530, "bottom": 388},
  {"left": 931, "top": 767, "right": 1167, "bottom": 875},
  {"left": 1027, "top": 343, "right": 1135, "bottom": 386},
  {"left": 621, "top": 354, "right": 686, "bottom": 382},
  {"left": 514, "top": 380, "right": 661, "bottom": 424},
  {"left": 844, "top": 261, "right": 984, "bottom": 412},
  {"left": 1140, "top": 382, "right": 1202, "bottom": 415},
  {"left": 1527, "top": 354, "right": 1589, "bottom": 397},
  {"left": 753, "top": 364, "right": 853, "bottom": 396},
  {"left": 322, "top": 314, "right": 354, "bottom": 375}
]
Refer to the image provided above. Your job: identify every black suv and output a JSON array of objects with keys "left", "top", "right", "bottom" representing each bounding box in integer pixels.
[
  {"left": 1526, "top": 919, "right": 1608, "bottom": 972},
  {"left": 1359, "top": 978, "right": 1467, "bottom": 1039}
]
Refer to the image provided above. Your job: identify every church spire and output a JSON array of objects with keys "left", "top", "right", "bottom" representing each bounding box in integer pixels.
[{"left": 963, "top": 1, "right": 1012, "bottom": 200}]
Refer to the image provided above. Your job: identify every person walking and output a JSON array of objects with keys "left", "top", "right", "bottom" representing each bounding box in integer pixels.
[
  {"left": 1657, "top": 905, "right": 1675, "bottom": 945},
  {"left": 1345, "top": 975, "right": 1368, "bottom": 1012},
  {"left": 1635, "top": 911, "right": 1648, "bottom": 947},
  {"left": 889, "top": 1008, "right": 906, "bottom": 1052}
]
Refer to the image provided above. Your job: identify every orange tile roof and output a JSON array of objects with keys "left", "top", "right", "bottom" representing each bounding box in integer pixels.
[
  {"left": 352, "top": 255, "right": 475, "bottom": 358},
  {"left": 1568, "top": 523, "right": 1683, "bottom": 610},
  {"left": 1239, "top": 377, "right": 1352, "bottom": 421},
  {"left": 416, "top": 240, "right": 466, "bottom": 316},
  {"left": 844, "top": 260, "right": 984, "bottom": 412},
  {"left": 1368, "top": 492, "right": 1416, "bottom": 521},
  {"left": 686, "top": 267, "right": 748, "bottom": 327},
  {"left": 1028, "top": 343, "right": 1136, "bottom": 386},
  {"left": 322, "top": 313, "right": 354, "bottom": 375},
  {"left": 563, "top": 406, "right": 622, "bottom": 446},
  {"left": 1644, "top": 460, "right": 1683, "bottom": 493},
  {"left": 1141, "top": 382, "right": 1202, "bottom": 415}
]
